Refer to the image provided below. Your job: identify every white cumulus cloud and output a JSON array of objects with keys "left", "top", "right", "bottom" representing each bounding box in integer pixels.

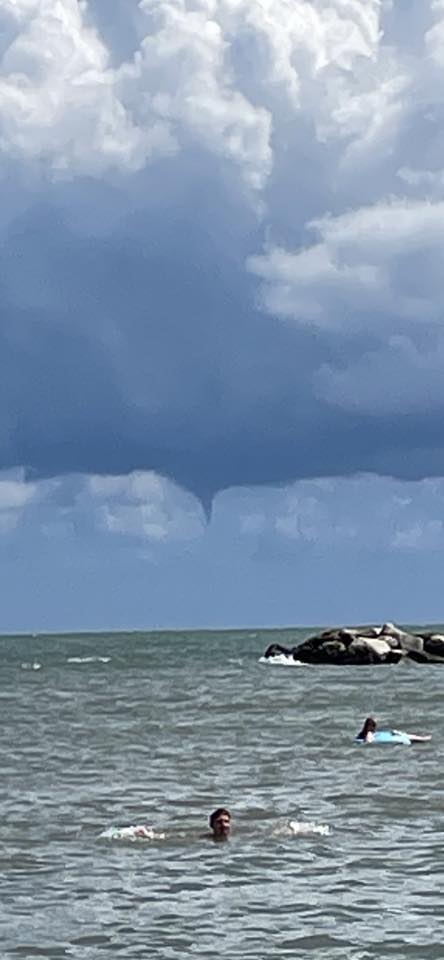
[
  {"left": 0, "top": 468, "right": 47, "bottom": 532},
  {"left": 0, "top": 0, "right": 172, "bottom": 173},
  {"left": 86, "top": 470, "right": 205, "bottom": 541},
  {"left": 0, "top": 0, "right": 410, "bottom": 187},
  {"left": 249, "top": 198, "right": 444, "bottom": 334},
  {"left": 234, "top": 473, "right": 444, "bottom": 552}
]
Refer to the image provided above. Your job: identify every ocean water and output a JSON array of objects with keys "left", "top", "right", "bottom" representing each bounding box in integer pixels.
[{"left": 1, "top": 626, "right": 443, "bottom": 960}]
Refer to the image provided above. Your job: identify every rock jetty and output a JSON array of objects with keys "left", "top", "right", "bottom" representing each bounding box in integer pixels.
[{"left": 263, "top": 622, "right": 444, "bottom": 665}]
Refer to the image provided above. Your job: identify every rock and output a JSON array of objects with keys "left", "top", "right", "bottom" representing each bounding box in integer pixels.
[
  {"left": 353, "top": 626, "right": 383, "bottom": 639},
  {"left": 263, "top": 642, "right": 295, "bottom": 659},
  {"left": 289, "top": 634, "right": 388, "bottom": 665},
  {"left": 350, "top": 638, "right": 406, "bottom": 664},
  {"left": 383, "top": 635, "right": 403, "bottom": 649},
  {"left": 262, "top": 622, "right": 444, "bottom": 665},
  {"left": 342, "top": 640, "right": 382, "bottom": 664},
  {"left": 397, "top": 633, "right": 424, "bottom": 655},
  {"left": 321, "top": 640, "right": 347, "bottom": 661},
  {"left": 380, "top": 621, "right": 403, "bottom": 638},
  {"left": 422, "top": 635, "right": 444, "bottom": 661},
  {"left": 352, "top": 637, "right": 392, "bottom": 658}
]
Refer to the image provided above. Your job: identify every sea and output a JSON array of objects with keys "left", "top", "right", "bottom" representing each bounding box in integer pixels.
[{"left": 1, "top": 626, "right": 443, "bottom": 960}]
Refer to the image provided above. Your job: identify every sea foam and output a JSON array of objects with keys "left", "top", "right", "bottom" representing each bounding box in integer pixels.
[
  {"left": 273, "top": 820, "right": 330, "bottom": 837},
  {"left": 99, "top": 825, "right": 165, "bottom": 842},
  {"left": 67, "top": 656, "right": 111, "bottom": 664},
  {"left": 288, "top": 820, "right": 330, "bottom": 836},
  {"left": 258, "top": 654, "right": 307, "bottom": 666}
]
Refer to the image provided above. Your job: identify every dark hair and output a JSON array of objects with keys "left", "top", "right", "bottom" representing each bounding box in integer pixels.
[
  {"left": 209, "top": 807, "right": 231, "bottom": 828},
  {"left": 357, "top": 716, "right": 377, "bottom": 740}
]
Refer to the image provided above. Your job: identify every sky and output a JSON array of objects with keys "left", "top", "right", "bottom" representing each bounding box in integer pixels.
[{"left": 2, "top": 0, "right": 444, "bottom": 632}]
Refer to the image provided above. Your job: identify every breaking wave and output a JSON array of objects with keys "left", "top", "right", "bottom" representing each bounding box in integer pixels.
[
  {"left": 99, "top": 825, "right": 165, "bottom": 842},
  {"left": 273, "top": 820, "right": 330, "bottom": 837},
  {"left": 258, "top": 654, "right": 307, "bottom": 666},
  {"left": 67, "top": 656, "right": 111, "bottom": 664}
]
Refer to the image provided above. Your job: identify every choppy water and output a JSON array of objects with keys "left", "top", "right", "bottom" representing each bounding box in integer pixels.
[{"left": 1, "top": 627, "right": 443, "bottom": 960}]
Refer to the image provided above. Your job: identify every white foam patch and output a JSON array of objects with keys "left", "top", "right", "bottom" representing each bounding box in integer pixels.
[
  {"left": 67, "top": 656, "right": 111, "bottom": 664},
  {"left": 273, "top": 820, "right": 330, "bottom": 837},
  {"left": 99, "top": 825, "right": 165, "bottom": 842},
  {"left": 288, "top": 820, "right": 330, "bottom": 836},
  {"left": 258, "top": 655, "right": 307, "bottom": 666}
]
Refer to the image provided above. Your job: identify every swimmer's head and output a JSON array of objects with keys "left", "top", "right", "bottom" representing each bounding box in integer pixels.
[
  {"left": 209, "top": 807, "right": 231, "bottom": 839},
  {"left": 358, "top": 717, "right": 377, "bottom": 739}
]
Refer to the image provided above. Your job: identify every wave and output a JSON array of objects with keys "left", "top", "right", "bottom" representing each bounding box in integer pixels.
[
  {"left": 258, "top": 654, "right": 308, "bottom": 667},
  {"left": 99, "top": 825, "right": 165, "bottom": 842},
  {"left": 99, "top": 821, "right": 329, "bottom": 843},
  {"left": 67, "top": 656, "right": 111, "bottom": 664},
  {"left": 273, "top": 820, "right": 330, "bottom": 837}
]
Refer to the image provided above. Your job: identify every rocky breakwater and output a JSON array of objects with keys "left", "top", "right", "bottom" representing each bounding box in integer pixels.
[{"left": 263, "top": 622, "right": 444, "bottom": 665}]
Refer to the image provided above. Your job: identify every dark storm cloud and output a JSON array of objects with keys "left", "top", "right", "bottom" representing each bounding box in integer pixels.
[
  {"left": 2, "top": 0, "right": 444, "bottom": 505},
  {"left": 2, "top": 164, "right": 444, "bottom": 506}
]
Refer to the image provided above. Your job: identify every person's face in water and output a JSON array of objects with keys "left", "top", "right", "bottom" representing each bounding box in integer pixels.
[{"left": 211, "top": 810, "right": 231, "bottom": 839}]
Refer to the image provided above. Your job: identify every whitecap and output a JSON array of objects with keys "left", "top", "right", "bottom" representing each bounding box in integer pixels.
[
  {"left": 288, "top": 820, "right": 330, "bottom": 837},
  {"left": 67, "top": 656, "right": 111, "bottom": 664},
  {"left": 99, "top": 825, "right": 165, "bottom": 842},
  {"left": 258, "top": 654, "right": 307, "bottom": 666},
  {"left": 272, "top": 820, "right": 330, "bottom": 838}
]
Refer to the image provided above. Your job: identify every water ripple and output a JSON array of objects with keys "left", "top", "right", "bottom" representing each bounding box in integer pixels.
[{"left": 0, "top": 629, "right": 443, "bottom": 958}]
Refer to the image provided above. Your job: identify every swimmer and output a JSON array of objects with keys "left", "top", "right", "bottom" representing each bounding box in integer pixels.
[
  {"left": 208, "top": 807, "right": 231, "bottom": 841},
  {"left": 356, "top": 717, "right": 377, "bottom": 742},
  {"left": 356, "top": 716, "right": 432, "bottom": 744}
]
